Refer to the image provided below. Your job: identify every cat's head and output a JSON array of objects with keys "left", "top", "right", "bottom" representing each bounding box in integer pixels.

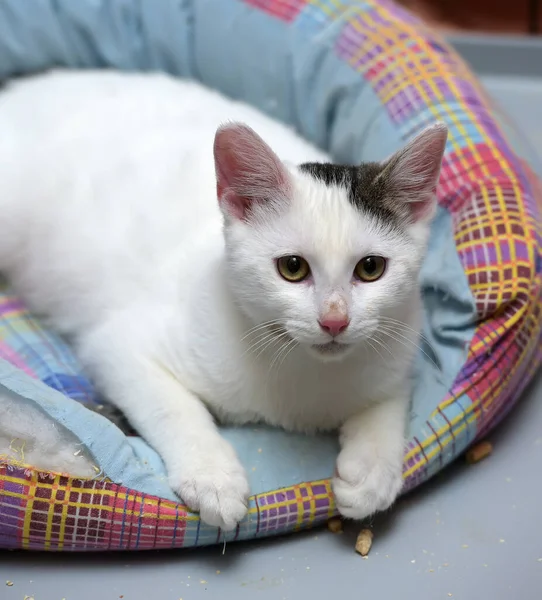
[{"left": 214, "top": 122, "right": 447, "bottom": 362}]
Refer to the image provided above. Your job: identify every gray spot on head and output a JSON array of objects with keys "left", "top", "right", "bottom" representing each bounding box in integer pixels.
[{"left": 299, "top": 161, "right": 406, "bottom": 227}]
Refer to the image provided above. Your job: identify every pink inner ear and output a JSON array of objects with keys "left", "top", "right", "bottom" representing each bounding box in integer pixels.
[
  {"left": 383, "top": 123, "right": 448, "bottom": 223},
  {"left": 214, "top": 123, "right": 290, "bottom": 221}
]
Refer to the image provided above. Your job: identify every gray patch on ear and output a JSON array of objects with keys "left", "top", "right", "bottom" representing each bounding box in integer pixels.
[{"left": 299, "top": 161, "right": 407, "bottom": 226}]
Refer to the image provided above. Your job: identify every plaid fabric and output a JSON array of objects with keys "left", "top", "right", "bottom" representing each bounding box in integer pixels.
[
  {"left": 0, "top": 282, "right": 99, "bottom": 406},
  {"left": 0, "top": 465, "right": 334, "bottom": 549},
  {"left": 1, "top": 0, "right": 541, "bottom": 550}
]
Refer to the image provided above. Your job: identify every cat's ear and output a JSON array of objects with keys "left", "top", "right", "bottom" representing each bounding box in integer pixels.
[
  {"left": 214, "top": 123, "right": 291, "bottom": 221},
  {"left": 378, "top": 123, "right": 448, "bottom": 223}
]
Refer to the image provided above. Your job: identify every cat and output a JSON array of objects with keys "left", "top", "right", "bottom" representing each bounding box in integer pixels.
[{"left": 0, "top": 69, "right": 447, "bottom": 530}]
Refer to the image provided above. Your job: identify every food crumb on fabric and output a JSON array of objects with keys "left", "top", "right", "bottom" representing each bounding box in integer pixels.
[
  {"left": 355, "top": 529, "right": 374, "bottom": 557},
  {"left": 448, "top": 594, "right": 453, "bottom": 597},
  {"left": 429, "top": 569, "right": 435, "bottom": 573},
  {"left": 24, "top": 596, "right": 34, "bottom": 600},
  {"left": 5, "top": 581, "right": 13, "bottom": 586},
  {"left": 216, "top": 570, "right": 221, "bottom": 574},
  {"left": 411, "top": 559, "right": 416, "bottom": 564},
  {"left": 200, "top": 580, "right": 207, "bottom": 584},
  {"left": 257, "top": 448, "right": 262, "bottom": 453},
  {"left": 499, "top": 539, "right": 505, "bottom": 543},
  {"left": 462, "top": 544, "right": 469, "bottom": 548},
  {"left": 326, "top": 517, "right": 343, "bottom": 534}
]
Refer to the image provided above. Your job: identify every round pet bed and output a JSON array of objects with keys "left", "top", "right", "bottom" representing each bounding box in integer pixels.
[{"left": 1, "top": 0, "right": 541, "bottom": 551}]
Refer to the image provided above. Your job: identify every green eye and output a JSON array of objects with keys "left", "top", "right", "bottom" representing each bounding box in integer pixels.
[
  {"left": 355, "top": 256, "right": 386, "bottom": 282},
  {"left": 277, "top": 255, "right": 310, "bottom": 282}
]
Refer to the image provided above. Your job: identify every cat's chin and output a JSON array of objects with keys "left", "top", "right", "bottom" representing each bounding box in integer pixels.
[{"left": 307, "top": 341, "right": 353, "bottom": 362}]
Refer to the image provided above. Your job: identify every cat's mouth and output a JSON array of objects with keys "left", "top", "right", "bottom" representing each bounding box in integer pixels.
[{"left": 310, "top": 341, "right": 351, "bottom": 359}]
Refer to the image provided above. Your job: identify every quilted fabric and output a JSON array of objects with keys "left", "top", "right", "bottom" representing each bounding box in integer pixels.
[{"left": 1, "top": 0, "right": 541, "bottom": 550}]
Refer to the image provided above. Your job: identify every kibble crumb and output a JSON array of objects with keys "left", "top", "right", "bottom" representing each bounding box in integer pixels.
[
  {"left": 355, "top": 529, "right": 374, "bottom": 557},
  {"left": 465, "top": 440, "right": 493, "bottom": 464},
  {"left": 200, "top": 579, "right": 207, "bottom": 584},
  {"left": 5, "top": 581, "right": 13, "bottom": 587},
  {"left": 327, "top": 517, "right": 343, "bottom": 534}
]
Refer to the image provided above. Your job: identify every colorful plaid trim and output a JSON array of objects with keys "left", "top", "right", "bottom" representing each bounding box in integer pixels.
[
  {"left": 0, "top": 464, "right": 335, "bottom": 550},
  {"left": 1, "top": 0, "right": 541, "bottom": 550}
]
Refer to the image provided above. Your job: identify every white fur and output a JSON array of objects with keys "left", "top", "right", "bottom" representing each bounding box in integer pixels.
[{"left": 0, "top": 70, "right": 444, "bottom": 529}]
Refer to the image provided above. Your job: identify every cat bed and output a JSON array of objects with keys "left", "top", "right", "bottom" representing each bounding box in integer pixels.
[{"left": 1, "top": 0, "right": 541, "bottom": 551}]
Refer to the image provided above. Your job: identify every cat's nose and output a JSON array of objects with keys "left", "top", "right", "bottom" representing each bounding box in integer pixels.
[{"left": 318, "top": 315, "right": 350, "bottom": 337}]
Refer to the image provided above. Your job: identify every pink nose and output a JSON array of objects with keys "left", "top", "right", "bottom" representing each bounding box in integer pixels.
[{"left": 318, "top": 316, "right": 350, "bottom": 337}]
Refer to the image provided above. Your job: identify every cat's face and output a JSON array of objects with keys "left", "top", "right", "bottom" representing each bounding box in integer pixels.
[{"left": 214, "top": 123, "right": 447, "bottom": 362}]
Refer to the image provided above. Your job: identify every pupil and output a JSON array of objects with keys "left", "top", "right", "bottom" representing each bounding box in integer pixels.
[
  {"left": 364, "top": 258, "right": 376, "bottom": 273},
  {"left": 287, "top": 257, "right": 300, "bottom": 273}
]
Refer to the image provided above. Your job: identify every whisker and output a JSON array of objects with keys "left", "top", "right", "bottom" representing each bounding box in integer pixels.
[
  {"left": 254, "top": 331, "right": 291, "bottom": 361},
  {"left": 366, "top": 338, "right": 387, "bottom": 364},
  {"left": 268, "top": 336, "right": 295, "bottom": 374},
  {"left": 369, "top": 335, "right": 394, "bottom": 359},
  {"left": 378, "top": 316, "right": 435, "bottom": 348},
  {"left": 276, "top": 338, "right": 298, "bottom": 373},
  {"left": 243, "top": 330, "right": 279, "bottom": 357},
  {"left": 240, "top": 319, "right": 283, "bottom": 342},
  {"left": 377, "top": 324, "right": 440, "bottom": 370}
]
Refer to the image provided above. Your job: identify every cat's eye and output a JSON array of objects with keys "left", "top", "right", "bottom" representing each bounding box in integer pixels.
[
  {"left": 277, "top": 255, "right": 310, "bottom": 282},
  {"left": 355, "top": 256, "right": 386, "bottom": 282}
]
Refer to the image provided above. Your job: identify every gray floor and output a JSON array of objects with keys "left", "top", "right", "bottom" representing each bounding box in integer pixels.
[{"left": 2, "top": 39, "right": 542, "bottom": 600}]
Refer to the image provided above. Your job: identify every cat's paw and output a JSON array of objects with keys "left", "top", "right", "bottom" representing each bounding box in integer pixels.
[
  {"left": 172, "top": 449, "right": 250, "bottom": 531},
  {"left": 332, "top": 444, "right": 403, "bottom": 521}
]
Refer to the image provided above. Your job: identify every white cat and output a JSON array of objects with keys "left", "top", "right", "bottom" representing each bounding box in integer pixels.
[{"left": 0, "top": 70, "right": 446, "bottom": 530}]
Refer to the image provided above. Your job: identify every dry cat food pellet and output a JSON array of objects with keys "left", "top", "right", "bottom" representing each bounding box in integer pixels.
[
  {"left": 5, "top": 580, "right": 13, "bottom": 586},
  {"left": 355, "top": 529, "right": 374, "bottom": 557},
  {"left": 327, "top": 517, "right": 344, "bottom": 534},
  {"left": 465, "top": 440, "right": 493, "bottom": 464}
]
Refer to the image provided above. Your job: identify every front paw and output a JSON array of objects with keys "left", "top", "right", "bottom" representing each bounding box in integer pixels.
[
  {"left": 332, "top": 446, "right": 403, "bottom": 520},
  {"left": 170, "top": 446, "right": 250, "bottom": 531}
]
